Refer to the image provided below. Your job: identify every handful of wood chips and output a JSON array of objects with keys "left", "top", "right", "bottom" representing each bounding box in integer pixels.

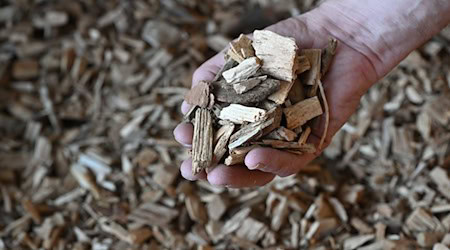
[{"left": 184, "top": 30, "right": 337, "bottom": 175}]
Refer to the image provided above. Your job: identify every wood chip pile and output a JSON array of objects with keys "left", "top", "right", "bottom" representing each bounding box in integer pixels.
[
  {"left": 185, "top": 30, "right": 336, "bottom": 174},
  {"left": 0, "top": 0, "right": 449, "bottom": 249}
]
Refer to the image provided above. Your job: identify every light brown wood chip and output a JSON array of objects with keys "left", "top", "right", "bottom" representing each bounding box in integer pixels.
[
  {"left": 227, "top": 34, "right": 255, "bottom": 63},
  {"left": 253, "top": 30, "right": 299, "bottom": 82},
  {"left": 184, "top": 81, "right": 210, "bottom": 108},
  {"left": 268, "top": 80, "right": 295, "bottom": 104},
  {"left": 192, "top": 108, "right": 213, "bottom": 175},
  {"left": 284, "top": 96, "right": 323, "bottom": 129},
  {"left": 212, "top": 123, "right": 235, "bottom": 165},
  {"left": 224, "top": 145, "right": 258, "bottom": 166},
  {"left": 301, "top": 49, "right": 321, "bottom": 86}
]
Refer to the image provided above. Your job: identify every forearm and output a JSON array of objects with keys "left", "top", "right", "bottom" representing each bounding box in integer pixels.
[{"left": 308, "top": 0, "right": 450, "bottom": 80}]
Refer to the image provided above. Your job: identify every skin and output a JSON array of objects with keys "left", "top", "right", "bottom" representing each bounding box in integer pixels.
[{"left": 173, "top": 0, "right": 450, "bottom": 188}]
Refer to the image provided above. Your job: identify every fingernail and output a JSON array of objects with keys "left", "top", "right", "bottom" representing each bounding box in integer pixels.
[{"left": 252, "top": 163, "right": 265, "bottom": 170}]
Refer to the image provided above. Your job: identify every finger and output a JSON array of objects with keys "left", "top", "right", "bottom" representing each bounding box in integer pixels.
[
  {"left": 173, "top": 122, "right": 193, "bottom": 147},
  {"left": 180, "top": 158, "right": 207, "bottom": 181},
  {"left": 207, "top": 164, "right": 275, "bottom": 188},
  {"left": 181, "top": 101, "right": 191, "bottom": 115},
  {"left": 192, "top": 52, "right": 224, "bottom": 85},
  {"left": 245, "top": 147, "right": 317, "bottom": 177}
]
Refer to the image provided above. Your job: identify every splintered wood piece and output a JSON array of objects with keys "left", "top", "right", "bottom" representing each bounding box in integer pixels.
[
  {"left": 296, "top": 55, "right": 311, "bottom": 74},
  {"left": 192, "top": 108, "right": 213, "bottom": 175},
  {"left": 233, "top": 76, "right": 267, "bottom": 94},
  {"left": 70, "top": 164, "right": 101, "bottom": 199},
  {"left": 343, "top": 234, "right": 375, "bottom": 250},
  {"left": 265, "top": 127, "right": 297, "bottom": 142},
  {"left": 321, "top": 37, "right": 338, "bottom": 77},
  {"left": 406, "top": 208, "right": 442, "bottom": 232},
  {"left": 207, "top": 195, "right": 228, "bottom": 221},
  {"left": 301, "top": 49, "right": 321, "bottom": 86},
  {"left": 227, "top": 34, "right": 255, "bottom": 63},
  {"left": 13, "top": 59, "right": 39, "bottom": 80},
  {"left": 257, "top": 140, "right": 302, "bottom": 149},
  {"left": 417, "top": 232, "right": 442, "bottom": 247},
  {"left": 224, "top": 145, "right": 258, "bottom": 166},
  {"left": 236, "top": 218, "right": 268, "bottom": 243},
  {"left": 253, "top": 30, "right": 299, "bottom": 82},
  {"left": 262, "top": 106, "right": 282, "bottom": 135},
  {"left": 228, "top": 118, "right": 274, "bottom": 149},
  {"left": 298, "top": 126, "right": 311, "bottom": 145},
  {"left": 284, "top": 96, "right": 323, "bottom": 129},
  {"left": 219, "top": 104, "right": 266, "bottom": 124},
  {"left": 22, "top": 199, "right": 42, "bottom": 224},
  {"left": 213, "top": 78, "right": 280, "bottom": 105},
  {"left": 184, "top": 81, "right": 210, "bottom": 108},
  {"left": 185, "top": 194, "right": 208, "bottom": 224},
  {"left": 430, "top": 167, "right": 450, "bottom": 200},
  {"left": 288, "top": 79, "right": 306, "bottom": 104},
  {"left": 317, "top": 80, "right": 329, "bottom": 149},
  {"left": 213, "top": 123, "right": 235, "bottom": 165},
  {"left": 268, "top": 80, "right": 295, "bottom": 104},
  {"left": 222, "top": 57, "right": 261, "bottom": 83}
]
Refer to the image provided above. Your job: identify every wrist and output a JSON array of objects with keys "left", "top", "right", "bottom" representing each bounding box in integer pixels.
[{"left": 305, "top": 0, "right": 450, "bottom": 80}]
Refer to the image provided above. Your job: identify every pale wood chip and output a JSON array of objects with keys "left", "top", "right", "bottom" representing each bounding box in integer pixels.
[
  {"left": 224, "top": 145, "right": 258, "bottom": 166},
  {"left": 265, "top": 126, "right": 297, "bottom": 142},
  {"left": 222, "top": 57, "right": 261, "bottom": 83},
  {"left": 233, "top": 75, "right": 267, "bottom": 94},
  {"left": 228, "top": 118, "right": 274, "bottom": 149},
  {"left": 253, "top": 30, "right": 299, "bottom": 82},
  {"left": 218, "top": 104, "right": 266, "bottom": 124},
  {"left": 284, "top": 96, "right": 323, "bottom": 129},
  {"left": 343, "top": 234, "right": 375, "bottom": 250}
]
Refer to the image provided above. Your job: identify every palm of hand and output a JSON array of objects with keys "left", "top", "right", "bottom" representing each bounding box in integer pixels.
[{"left": 174, "top": 14, "right": 378, "bottom": 188}]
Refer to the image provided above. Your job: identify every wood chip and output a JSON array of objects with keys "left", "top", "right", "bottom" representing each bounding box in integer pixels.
[
  {"left": 184, "top": 81, "right": 211, "bottom": 108},
  {"left": 284, "top": 96, "right": 323, "bottom": 129},
  {"left": 213, "top": 78, "right": 280, "bottom": 105},
  {"left": 219, "top": 104, "right": 266, "bottom": 124},
  {"left": 233, "top": 75, "right": 267, "bottom": 94},
  {"left": 224, "top": 145, "right": 258, "bottom": 166},
  {"left": 13, "top": 59, "right": 39, "bottom": 80},
  {"left": 268, "top": 80, "right": 295, "bottom": 104},
  {"left": 222, "top": 57, "right": 261, "bottom": 84},
  {"left": 265, "top": 127, "right": 297, "bottom": 142},
  {"left": 343, "top": 234, "right": 375, "bottom": 250},
  {"left": 213, "top": 123, "right": 235, "bottom": 165},
  {"left": 228, "top": 118, "right": 274, "bottom": 149},
  {"left": 227, "top": 34, "right": 255, "bottom": 63},
  {"left": 253, "top": 30, "right": 299, "bottom": 82},
  {"left": 192, "top": 108, "right": 213, "bottom": 174},
  {"left": 301, "top": 49, "right": 321, "bottom": 86}
]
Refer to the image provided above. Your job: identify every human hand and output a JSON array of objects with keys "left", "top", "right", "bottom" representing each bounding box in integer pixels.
[{"left": 174, "top": 0, "right": 450, "bottom": 188}]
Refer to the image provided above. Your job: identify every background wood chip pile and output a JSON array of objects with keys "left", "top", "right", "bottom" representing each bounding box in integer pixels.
[{"left": 0, "top": 0, "right": 449, "bottom": 249}]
